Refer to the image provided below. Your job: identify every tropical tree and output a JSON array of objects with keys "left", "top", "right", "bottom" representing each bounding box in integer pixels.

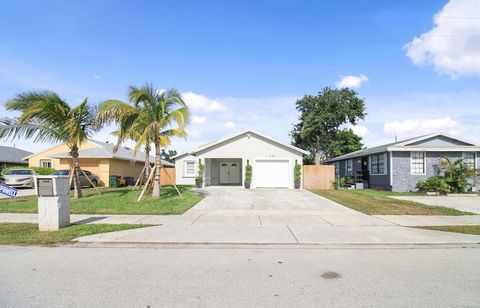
[
  {"left": 96, "top": 85, "right": 189, "bottom": 198},
  {"left": 96, "top": 101, "right": 154, "bottom": 181},
  {"left": 0, "top": 91, "right": 98, "bottom": 198},
  {"left": 291, "top": 87, "right": 366, "bottom": 164},
  {"left": 439, "top": 157, "right": 478, "bottom": 193}
]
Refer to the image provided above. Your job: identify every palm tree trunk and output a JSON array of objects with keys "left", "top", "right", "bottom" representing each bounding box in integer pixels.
[
  {"left": 144, "top": 144, "right": 150, "bottom": 184},
  {"left": 71, "top": 145, "right": 83, "bottom": 199},
  {"left": 151, "top": 138, "right": 161, "bottom": 198}
]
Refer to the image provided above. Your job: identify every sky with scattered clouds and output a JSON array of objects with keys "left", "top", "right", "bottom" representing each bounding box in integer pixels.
[{"left": 1, "top": 0, "right": 479, "bottom": 155}]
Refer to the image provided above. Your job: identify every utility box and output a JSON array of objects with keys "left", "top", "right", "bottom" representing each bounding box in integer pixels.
[{"left": 36, "top": 175, "right": 70, "bottom": 231}]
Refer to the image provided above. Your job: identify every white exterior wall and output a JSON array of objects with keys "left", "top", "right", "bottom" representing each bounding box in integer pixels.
[
  {"left": 175, "top": 155, "right": 199, "bottom": 185},
  {"left": 174, "top": 133, "right": 304, "bottom": 188}
]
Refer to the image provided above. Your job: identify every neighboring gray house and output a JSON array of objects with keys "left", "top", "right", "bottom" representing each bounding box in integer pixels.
[
  {"left": 325, "top": 133, "right": 480, "bottom": 192},
  {"left": 0, "top": 146, "right": 32, "bottom": 172}
]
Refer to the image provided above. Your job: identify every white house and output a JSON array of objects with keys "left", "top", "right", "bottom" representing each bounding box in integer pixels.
[{"left": 174, "top": 130, "right": 309, "bottom": 189}]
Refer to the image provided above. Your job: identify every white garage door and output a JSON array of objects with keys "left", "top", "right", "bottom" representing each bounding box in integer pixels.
[{"left": 254, "top": 159, "right": 290, "bottom": 188}]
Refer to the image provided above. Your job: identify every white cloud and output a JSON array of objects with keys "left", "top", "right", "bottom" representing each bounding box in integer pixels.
[
  {"left": 383, "top": 117, "right": 462, "bottom": 137},
  {"left": 224, "top": 121, "right": 236, "bottom": 129},
  {"left": 336, "top": 74, "right": 368, "bottom": 89},
  {"left": 191, "top": 115, "right": 206, "bottom": 125},
  {"left": 188, "top": 129, "right": 202, "bottom": 137},
  {"left": 349, "top": 125, "right": 369, "bottom": 137},
  {"left": 182, "top": 91, "right": 227, "bottom": 112},
  {"left": 404, "top": 0, "right": 480, "bottom": 78},
  {"left": 93, "top": 75, "right": 101, "bottom": 80}
]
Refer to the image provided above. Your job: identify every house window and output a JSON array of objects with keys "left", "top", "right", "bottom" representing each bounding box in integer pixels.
[
  {"left": 370, "top": 154, "right": 386, "bottom": 175},
  {"left": 346, "top": 159, "right": 353, "bottom": 174},
  {"left": 184, "top": 161, "right": 195, "bottom": 177},
  {"left": 40, "top": 159, "right": 52, "bottom": 168},
  {"left": 411, "top": 152, "right": 425, "bottom": 175},
  {"left": 463, "top": 152, "right": 475, "bottom": 169}
]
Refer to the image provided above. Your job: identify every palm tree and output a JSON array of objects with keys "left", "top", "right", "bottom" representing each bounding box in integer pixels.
[
  {"left": 96, "top": 85, "right": 189, "bottom": 198},
  {"left": 96, "top": 100, "right": 154, "bottom": 183},
  {"left": 439, "top": 157, "right": 478, "bottom": 192},
  {"left": 0, "top": 91, "right": 98, "bottom": 198}
]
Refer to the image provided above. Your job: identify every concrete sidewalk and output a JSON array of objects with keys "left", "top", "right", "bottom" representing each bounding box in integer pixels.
[
  {"left": 0, "top": 211, "right": 395, "bottom": 227},
  {"left": 74, "top": 224, "right": 480, "bottom": 245},
  {"left": 2, "top": 213, "right": 480, "bottom": 245}
]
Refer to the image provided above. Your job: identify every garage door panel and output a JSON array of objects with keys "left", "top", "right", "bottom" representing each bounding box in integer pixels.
[{"left": 255, "top": 159, "right": 289, "bottom": 188}]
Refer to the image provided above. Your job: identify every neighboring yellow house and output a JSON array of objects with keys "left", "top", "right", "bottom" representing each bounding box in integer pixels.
[{"left": 25, "top": 140, "right": 174, "bottom": 187}]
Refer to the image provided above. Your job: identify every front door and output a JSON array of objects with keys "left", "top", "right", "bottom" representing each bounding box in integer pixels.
[{"left": 219, "top": 162, "right": 240, "bottom": 184}]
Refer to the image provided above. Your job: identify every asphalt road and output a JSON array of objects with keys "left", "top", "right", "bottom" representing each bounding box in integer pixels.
[{"left": 1, "top": 245, "right": 480, "bottom": 307}]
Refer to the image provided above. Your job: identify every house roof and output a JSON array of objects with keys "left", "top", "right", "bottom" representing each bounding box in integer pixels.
[
  {"left": 325, "top": 132, "right": 480, "bottom": 162},
  {"left": 0, "top": 146, "right": 32, "bottom": 164},
  {"left": 45, "top": 140, "right": 174, "bottom": 167},
  {"left": 173, "top": 129, "right": 310, "bottom": 159}
]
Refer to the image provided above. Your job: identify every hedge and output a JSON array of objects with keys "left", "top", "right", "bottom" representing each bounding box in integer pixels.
[{"left": 1, "top": 166, "right": 55, "bottom": 175}]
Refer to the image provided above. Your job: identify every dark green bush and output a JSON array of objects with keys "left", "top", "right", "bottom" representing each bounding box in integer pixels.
[
  {"left": 196, "top": 163, "right": 205, "bottom": 181},
  {"left": 245, "top": 164, "right": 252, "bottom": 182},
  {"left": 333, "top": 176, "right": 347, "bottom": 189},
  {"left": 2, "top": 166, "right": 55, "bottom": 175},
  {"left": 294, "top": 164, "right": 302, "bottom": 182},
  {"left": 416, "top": 177, "right": 450, "bottom": 194}
]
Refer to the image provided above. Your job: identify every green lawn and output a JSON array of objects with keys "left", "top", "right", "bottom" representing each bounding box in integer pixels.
[
  {"left": 416, "top": 225, "right": 480, "bottom": 235},
  {"left": 0, "top": 185, "right": 203, "bottom": 215},
  {"left": 0, "top": 223, "right": 148, "bottom": 246},
  {"left": 311, "top": 189, "right": 473, "bottom": 216}
]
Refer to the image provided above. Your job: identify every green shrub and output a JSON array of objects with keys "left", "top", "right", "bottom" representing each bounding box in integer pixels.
[
  {"left": 32, "top": 166, "right": 56, "bottom": 175},
  {"left": 416, "top": 177, "right": 451, "bottom": 194},
  {"left": 2, "top": 166, "right": 55, "bottom": 175},
  {"left": 294, "top": 164, "right": 302, "bottom": 182},
  {"left": 245, "top": 164, "right": 252, "bottom": 182},
  {"left": 333, "top": 176, "right": 347, "bottom": 189},
  {"left": 196, "top": 163, "right": 205, "bottom": 181},
  {"left": 439, "top": 157, "right": 478, "bottom": 193}
]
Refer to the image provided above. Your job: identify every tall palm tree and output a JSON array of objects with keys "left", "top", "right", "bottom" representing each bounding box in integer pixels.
[
  {"left": 0, "top": 91, "right": 98, "bottom": 198},
  {"left": 96, "top": 84, "right": 189, "bottom": 198}
]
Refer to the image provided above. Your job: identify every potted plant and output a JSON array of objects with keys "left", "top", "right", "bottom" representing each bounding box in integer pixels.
[
  {"left": 245, "top": 164, "right": 252, "bottom": 189},
  {"left": 294, "top": 164, "right": 302, "bottom": 189},
  {"left": 195, "top": 163, "right": 204, "bottom": 188}
]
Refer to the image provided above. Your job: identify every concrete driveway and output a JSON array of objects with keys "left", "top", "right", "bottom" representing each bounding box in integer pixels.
[
  {"left": 392, "top": 195, "right": 480, "bottom": 214},
  {"left": 189, "top": 186, "right": 349, "bottom": 211}
]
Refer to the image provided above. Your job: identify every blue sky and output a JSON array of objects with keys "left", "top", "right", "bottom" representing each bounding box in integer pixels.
[{"left": 1, "top": 0, "right": 480, "bottom": 154}]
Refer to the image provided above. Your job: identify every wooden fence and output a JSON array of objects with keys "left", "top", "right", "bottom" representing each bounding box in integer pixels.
[
  {"left": 302, "top": 165, "right": 335, "bottom": 190},
  {"left": 160, "top": 168, "right": 176, "bottom": 186}
]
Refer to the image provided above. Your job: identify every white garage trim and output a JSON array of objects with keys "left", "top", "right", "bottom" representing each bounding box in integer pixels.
[{"left": 253, "top": 158, "right": 291, "bottom": 188}]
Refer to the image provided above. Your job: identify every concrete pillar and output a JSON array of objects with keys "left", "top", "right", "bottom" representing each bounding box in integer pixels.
[{"left": 36, "top": 176, "right": 70, "bottom": 231}]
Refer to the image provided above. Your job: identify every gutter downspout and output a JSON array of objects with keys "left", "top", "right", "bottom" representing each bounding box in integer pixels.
[{"left": 389, "top": 151, "right": 393, "bottom": 190}]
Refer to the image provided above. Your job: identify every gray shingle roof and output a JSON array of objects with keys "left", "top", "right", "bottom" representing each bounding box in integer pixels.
[
  {"left": 324, "top": 134, "right": 429, "bottom": 162},
  {"left": 49, "top": 140, "right": 174, "bottom": 167},
  {"left": 0, "top": 146, "right": 32, "bottom": 164}
]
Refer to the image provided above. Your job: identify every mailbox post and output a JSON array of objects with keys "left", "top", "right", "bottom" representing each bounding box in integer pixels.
[{"left": 36, "top": 175, "right": 70, "bottom": 231}]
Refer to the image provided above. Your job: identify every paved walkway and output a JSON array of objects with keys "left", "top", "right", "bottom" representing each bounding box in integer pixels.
[{"left": 392, "top": 195, "right": 480, "bottom": 214}]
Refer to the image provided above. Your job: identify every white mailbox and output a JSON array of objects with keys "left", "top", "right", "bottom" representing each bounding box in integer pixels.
[{"left": 36, "top": 175, "right": 70, "bottom": 231}]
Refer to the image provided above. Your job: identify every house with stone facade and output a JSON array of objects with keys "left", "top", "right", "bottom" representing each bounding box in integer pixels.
[{"left": 325, "top": 133, "right": 480, "bottom": 192}]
